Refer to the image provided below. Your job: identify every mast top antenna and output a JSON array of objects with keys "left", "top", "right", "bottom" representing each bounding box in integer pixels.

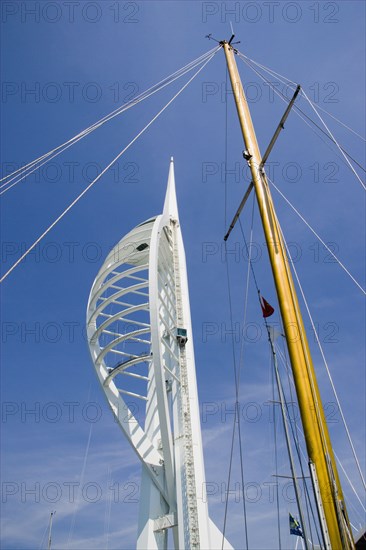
[{"left": 205, "top": 33, "right": 240, "bottom": 47}]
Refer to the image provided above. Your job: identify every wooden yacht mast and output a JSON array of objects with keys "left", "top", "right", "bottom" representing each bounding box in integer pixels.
[{"left": 222, "top": 39, "right": 355, "bottom": 550}]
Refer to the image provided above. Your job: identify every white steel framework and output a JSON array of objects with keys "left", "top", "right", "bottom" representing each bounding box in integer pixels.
[{"left": 87, "top": 159, "right": 232, "bottom": 549}]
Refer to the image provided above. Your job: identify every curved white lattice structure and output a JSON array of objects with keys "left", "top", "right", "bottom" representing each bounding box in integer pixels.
[{"left": 87, "top": 160, "right": 232, "bottom": 549}]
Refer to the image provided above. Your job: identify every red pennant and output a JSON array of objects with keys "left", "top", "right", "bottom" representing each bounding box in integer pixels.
[{"left": 260, "top": 295, "right": 275, "bottom": 318}]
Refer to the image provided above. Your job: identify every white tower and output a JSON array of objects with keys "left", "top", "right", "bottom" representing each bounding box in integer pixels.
[{"left": 87, "top": 159, "right": 232, "bottom": 549}]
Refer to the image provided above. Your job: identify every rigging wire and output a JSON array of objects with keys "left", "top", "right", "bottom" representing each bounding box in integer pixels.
[
  {"left": 312, "top": 105, "right": 366, "bottom": 143},
  {"left": 270, "top": 334, "right": 315, "bottom": 550},
  {"left": 236, "top": 52, "right": 366, "bottom": 178},
  {"left": 104, "top": 466, "right": 113, "bottom": 550},
  {"left": 237, "top": 51, "right": 366, "bottom": 175},
  {"left": 222, "top": 244, "right": 250, "bottom": 550},
  {"left": 235, "top": 158, "right": 362, "bottom": 542},
  {"left": 275, "top": 342, "right": 366, "bottom": 520},
  {"left": 239, "top": 53, "right": 354, "bottom": 174},
  {"left": 0, "top": 50, "right": 218, "bottom": 284},
  {"left": 1, "top": 46, "right": 218, "bottom": 186},
  {"left": 221, "top": 67, "right": 249, "bottom": 550},
  {"left": 237, "top": 217, "right": 321, "bottom": 549},
  {"left": 38, "top": 521, "right": 49, "bottom": 550},
  {"left": 225, "top": 48, "right": 365, "bottom": 541},
  {"left": 269, "top": 211, "right": 366, "bottom": 534},
  {"left": 270, "top": 348, "right": 283, "bottom": 549},
  {"left": 280, "top": 347, "right": 366, "bottom": 541},
  {"left": 269, "top": 200, "right": 350, "bottom": 535},
  {"left": 236, "top": 52, "right": 298, "bottom": 88},
  {"left": 0, "top": 47, "right": 220, "bottom": 195},
  {"left": 229, "top": 119, "right": 363, "bottom": 539},
  {"left": 277, "top": 221, "right": 366, "bottom": 492},
  {"left": 333, "top": 452, "right": 366, "bottom": 515},
  {"left": 291, "top": 107, "right": 365, "bottom": 174},
  {"left": 262, "top": 164, "right": 365, "bottom": 502},
  {"left": 237, "top": 51, "right": 366, "bottom": 144},
  {"left": 301, "top": 89, "right": 366, "bottom": 189},
  {"left": 237, "top": 52, "right": 365, "bottom": 175},
  {"left": 67, "top": 410, "right": 94, "bottom": 549},
  {"left": 267, "top": 176, "right": 366, "bottom": 296},
  {"left": 278, "top": 338, "right": 323, "bottom": 549},
  {"left": 284, "top": 378, "right": 322, "bottom": 549},
  {"left": 238, "top": 196, "right": 256, "bottom": 390}
]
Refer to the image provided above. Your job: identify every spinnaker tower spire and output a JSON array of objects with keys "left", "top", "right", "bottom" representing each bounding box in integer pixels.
[
  {"left": 87, "top": 160, "right": 232, "bottom": 549},
  {"left": 163, "top": 157, "right": 179, "bottom": 219}
]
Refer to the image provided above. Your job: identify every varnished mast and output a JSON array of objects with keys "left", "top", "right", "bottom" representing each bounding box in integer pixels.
[{"left": 222, "top": 41, "right": 354, "bottom": 549}]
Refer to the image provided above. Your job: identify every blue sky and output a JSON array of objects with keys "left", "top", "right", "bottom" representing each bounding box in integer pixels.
[{"left": 1, "top": 1, "right": 365, "bottom": 549}]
